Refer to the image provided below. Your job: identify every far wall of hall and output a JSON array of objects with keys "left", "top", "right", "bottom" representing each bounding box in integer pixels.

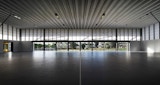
[
  {"left": 130, "top": 40, "right": 160, "bottom": 52},
  {"left": 0, "top": 40, "right": 160, "bottom": 52},
  {"left": 131, "top": 22, "right": 160, "bottom": 52},
  {"left": 0, "top": 40, "right": 33, "bottom": 53}
]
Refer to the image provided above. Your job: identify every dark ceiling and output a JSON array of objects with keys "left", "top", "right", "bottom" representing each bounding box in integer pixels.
[{"left": 0, "top": 0, "right": 160, "bottom": 29}]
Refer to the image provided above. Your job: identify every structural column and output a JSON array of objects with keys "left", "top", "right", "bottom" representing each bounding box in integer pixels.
[{"left": 43, "top": 29, "right": 45, "bottom": 51}]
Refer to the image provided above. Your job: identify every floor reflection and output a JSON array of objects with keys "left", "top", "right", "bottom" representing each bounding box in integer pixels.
[{"left": 0, "top": 51, "right": 160, "bottom": 85}]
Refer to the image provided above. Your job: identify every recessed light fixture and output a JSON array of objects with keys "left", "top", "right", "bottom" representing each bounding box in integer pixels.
[
  {"left": 102, "top": 13, "right": 105, "bottom": 16},
  {"left": 14, "top": 15, "right": 21, "bottom": 20},
  {"left": 55, "top": 13, "right": 59, "bottom": 19},
  {"left": 101, "top": 13, "right": 105, "bottom": 19}
]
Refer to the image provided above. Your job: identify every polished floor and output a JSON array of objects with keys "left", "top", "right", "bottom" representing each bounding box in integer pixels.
[{"left": 0, "top": 51, "right": 160, "bottom": 85}]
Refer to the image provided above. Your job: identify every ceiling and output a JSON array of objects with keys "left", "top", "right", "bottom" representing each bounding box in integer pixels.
[{"left": 0, "top": 0, "right": 160, "bottom": 29}]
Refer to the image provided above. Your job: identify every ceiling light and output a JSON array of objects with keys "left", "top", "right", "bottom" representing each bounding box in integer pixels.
[
  {"left": 55, "top": 13, "right": 59, "bottom": 19},
  {"left": 101, "top": 13, "right": 105, "bottom": 19},
  {"left": 14, "top": 15, "right": 21, "bottom": 19},
  {"left": 102, "top": 13, "right": 105, "bottom": 16}
]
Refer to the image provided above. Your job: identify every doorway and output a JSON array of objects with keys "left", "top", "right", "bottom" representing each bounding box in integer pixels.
[
  {"left": 69, "top": 42, "right": 80, "bottom": 51},
  {"left": 3, "top": 42, "right": 12, "bottom": 52},
  {"left": 117, "top": 42, "right": 129, "bottom": 51},
  {"left": 81, "top": 42, "right": 93, "bottom": 51},
  {"left": 32, "top": 41, "right": 130, "bottom": 52},
  {"left": 56, "top": 42, "right": 68, "bottom": 51},
  {"left": 45, "top": 42, "right": 56, "bottom": 51},
  {"left": 33, "top": 42, "right": 44, "bottom": 51},
  {"left": 92, "top": 42, "right": 117, "bottom": 51}
]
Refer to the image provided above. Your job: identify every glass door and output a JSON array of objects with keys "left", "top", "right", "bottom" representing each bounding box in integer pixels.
[
  {"left": 45, "top": 42, "right": 56, "bottom": 51},
  {"left": 3, "top": 42, "right": 12, "bottom": 52},
  {"left": 117, "top": 42, "right": 129, "bottom": 51},
  {"left": 81, "top": 42, "right": 93, "bottom": 51},
  {"left": 56, "top": 42, "right": 68, "bottom": 51},
  {"left": 69, "top": 42, "right": 80, "bottom": 51},
  {"left": 103, "top": 42, "right": 116, "bottom": 51},
  {"left": 33, "top": 42, "right": 44, "bottom": 51},
  {"left": 93, "top": 42, "right": 104, "bottom": 51}
]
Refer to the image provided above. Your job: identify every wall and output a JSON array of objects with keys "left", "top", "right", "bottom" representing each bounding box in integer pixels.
[
  {"left": 0, "top": 40, "right": 3, "bottom": 53},
  {"left": 141, "top": 22, "right": 160, "bottom": 52},
  {"left": 12, "top": 41, "right": 33, "bottom": 52},
  {"left": 141, "top": 40, "right": 160, "bottom": 53},
  {"left": 130, "top": 40, "right": 160, "bottom": 52},
  {"left": 130, "top": 41, "right": 142, "bottom": 52}
]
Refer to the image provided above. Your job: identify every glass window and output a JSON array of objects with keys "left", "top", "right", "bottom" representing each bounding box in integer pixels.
[
  {"left": 21, "top": 29, "right": 25, "bottom": 41},
  {"left": 26, "top": 29, "right": 30, "bottom": 41},
  {"left": 52, "top": 28, "right": 57, "bottom": 40},
  {"left": 29, "top": 29, "right": 33, "bottom": 41},
  {"left": 60, "top": 29, "right": 65, "bottom": 40},
  {"left": 117, "top": 29, "right": 121, "bottom": 41},
  {"left": 37, "top": 29, "right": 43, "bottom": 41},
  {"left": 137, "top": 29, "right": 140, "bottom": 41},
  {"left": 8, "top": 25, "right": 12, "bottom": 40},
  {"left": 142, "top": 28, "right": 145, "bottom": 41},
  {"left": 17, "top": 28, "right": 20, "bottom": 41},
  {"left": 128, "top": 29, "right": 132, "bottom": 41},
  {"left": 69, "top": 29, "right": 73, "bottom": 41},
  {"left": 155, "top": 23, "right": 159, "bottom": 40},
  {"left": 33, "top": 29, "right": 37, "bottom": 41},
  {"left": 108, "top": 29, "right": 112, "bottom": 40},
  {"left": 112, "top": 29, "right": 116, "bottom": 40},
  {"left": 132, "top": 29, "right": 136, "bottom": 41},
  {"left": 0, "top": 23, "right": 2, "bottom": 39},
  {"left": 150, "top": 25, "right": 154, "bottom": 40},
  {"left": 145, "top": 27, "right": 149, "bottom": 40},
  {"left": 3, "top": 24, "right": 8, "bottom": 40},
  {"left": 124, "top": 29, "right": 128, "bottom": 41},
  {"left": 64, "top": 28, "right": 68, "bottom": 40},
  {"left": 93, "top": 28, "right": 97, "bottom": 40},
  {"left": 56, "top": 29, "right": 61, "bottom": 40},
  {"left": 13, "top": 27, "right": 16, "bottom": 41}
]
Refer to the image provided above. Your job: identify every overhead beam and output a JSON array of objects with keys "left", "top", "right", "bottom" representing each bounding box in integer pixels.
[
  {"left": 0, "top": 14, "right": 12, "bottom": 27},
  {"left": 150, "top": 12, "right": 160, "bottom": 23}
]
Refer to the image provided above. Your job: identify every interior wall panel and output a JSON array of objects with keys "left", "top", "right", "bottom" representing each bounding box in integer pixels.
[
  {"left": 155, "top": 23, "right": 159, "bottom": 39},
  {"left": 8, "top": 25, "right": 12, "bottom": 40},
  {"left": 150, "top": 25, "right": 154, "bottom": 40},
  {"left": 0, "top": 23, "right": 2, "bottom": 39},
  {"left": 3, "top": 24, "right": 7, "bottom": 40},
  {"left": 145, "top": 27, "right": 149, "bottom": 40}
]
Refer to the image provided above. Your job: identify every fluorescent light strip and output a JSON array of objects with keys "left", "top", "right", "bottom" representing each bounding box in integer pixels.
[{"left": 14, "top": 15, "right": 21, "bottom": 20}]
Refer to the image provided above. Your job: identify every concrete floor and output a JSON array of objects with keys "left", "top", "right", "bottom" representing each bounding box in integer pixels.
[{"left": 0, "top": 51, "right": 160, "bottom": 85}]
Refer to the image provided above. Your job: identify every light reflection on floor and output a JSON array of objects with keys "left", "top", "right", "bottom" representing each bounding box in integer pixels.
[{"left": 0, "top": 51, "right": 160, "bottom": 85}]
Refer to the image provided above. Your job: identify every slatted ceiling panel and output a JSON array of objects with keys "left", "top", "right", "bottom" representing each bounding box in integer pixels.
[
  {"left": 153, "top": 9, "right": 160, "bottom": 22},
  {"left": 0, "top": 0, "right": 160, "bottom": 29},
  {"left": 91, "top": 0, "right": 107, "bottom": 28},
  {"left": 53, "top": 1, "right": 66, "bottom": 28},
  {"left": 102, "top": 0, "right": 158, "bottom": 28},
  {"left": 128, "top": 3, "right": 160, "bottom": 27},
  {"left": 52, "top": 0, "right": 70, "bottom": 28}
]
